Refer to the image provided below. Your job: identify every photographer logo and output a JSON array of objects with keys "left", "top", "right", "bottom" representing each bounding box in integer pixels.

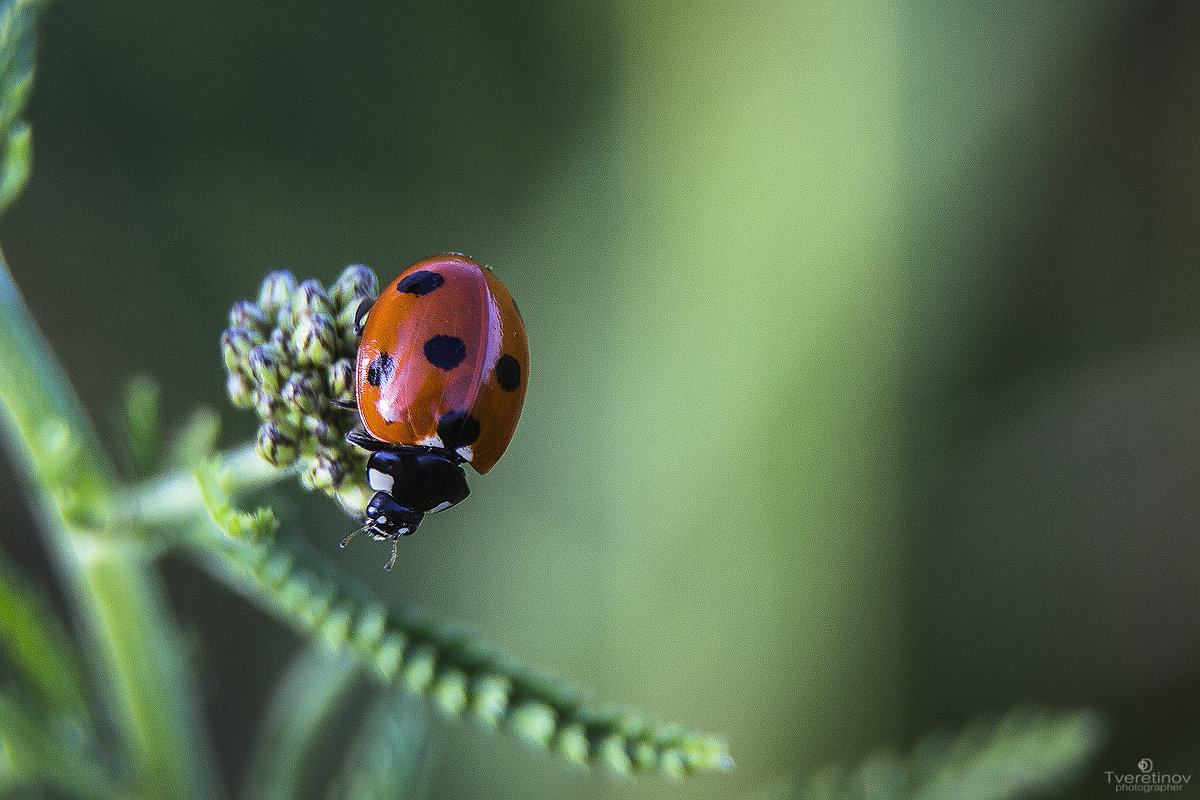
[{"left": 1106, "top": 758, "right": 1191, "bottom": 793}]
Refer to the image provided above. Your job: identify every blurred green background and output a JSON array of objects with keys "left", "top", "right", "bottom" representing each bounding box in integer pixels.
[{"left": 1, "top": 1, "right": 1199, "bottom": 798}]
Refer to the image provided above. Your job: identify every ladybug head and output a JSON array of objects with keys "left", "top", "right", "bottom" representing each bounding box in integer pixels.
[
  {"left": 363, "top": 491, "right": 420, "bottom": 539},
  {"left": 339, "top": 492, "right": 422, "bottom": 571}
]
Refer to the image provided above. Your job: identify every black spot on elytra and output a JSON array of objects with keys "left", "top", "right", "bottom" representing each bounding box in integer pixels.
[
  {"left": 424, "top": 335, "right": 467, "bottom": 370},
  {"left": 396, "top": 270, "right": 444, "bottom": 295},
  {"left": 366, "top": 352, "right": 394, "bottom": 387},
  {"left": 496, "top": 354, "right": 521, "bottom": 391},
  {"left": 438, "top": 410, "right": 481, "bottom": 451}
]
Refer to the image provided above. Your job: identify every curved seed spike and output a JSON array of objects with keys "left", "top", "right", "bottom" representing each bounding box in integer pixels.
[{"left": 194, "top": 490, "right": 735, "bottom": 778}]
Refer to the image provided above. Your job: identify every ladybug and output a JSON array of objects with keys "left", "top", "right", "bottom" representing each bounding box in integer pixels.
[{"left": 341, "top": 253, "right": 529, "bottom": 570}]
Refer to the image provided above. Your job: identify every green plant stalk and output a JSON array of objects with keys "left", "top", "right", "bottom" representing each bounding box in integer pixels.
[
  {"left": 0, "top": 692, "right": 125, "bottom": 800},
  {"left": 0, "top": 249, "right": 219, "bottom": 800},
  {"left": 336, "top": 687, "right": 429, "bottom": 800},
  {"left": 126, "top": 442, "right": 282, "bottom": 527},
  {"left": 0, "top": 548, "right": 91, "bottom": 723},
  {"left": 244, "top": 644, "right": 364, "bottom": 800}
]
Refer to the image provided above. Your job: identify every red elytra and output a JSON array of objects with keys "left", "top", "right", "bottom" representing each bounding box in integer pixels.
[{"left": 354, "top": 254, "right": 529, "bottom": 474}]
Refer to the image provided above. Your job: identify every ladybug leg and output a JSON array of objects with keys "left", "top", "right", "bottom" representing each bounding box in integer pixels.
[
  {"left": 384, "top": 537, "right": 400, "bottom": 572},
  {"left": 353, "top": 298, "right": 374, "bottom": 336},
  {"left": 380, "top": 508, "right": 423, "bottom": 571},
  {"left": 329, "top": 398, "right": 357, "bottom": 411},
  {"left": 346, "top": 426, "right": 392, "bottom": 451}
]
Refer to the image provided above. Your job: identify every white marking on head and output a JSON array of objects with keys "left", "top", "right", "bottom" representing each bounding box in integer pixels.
[
  {"left": 419, "top": 435, "right": 444, "bottom": 448},
  {"left": 428, "top": 501, "right": 453, "bottom": 514},
  {"left": 368, "top": 468, "right": 395, "bottom": 493},
  {"left": 455, "top": 446, "right": 473, "bottom": 461}
]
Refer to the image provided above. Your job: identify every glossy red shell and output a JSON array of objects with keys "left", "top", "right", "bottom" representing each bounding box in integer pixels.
[{"left": 354, "top": 254, "right": 529, "bottom": 474}]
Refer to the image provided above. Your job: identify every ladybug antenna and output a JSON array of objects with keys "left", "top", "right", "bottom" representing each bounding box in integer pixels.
[
  {"left": 384, "top": 538, "right": 399, "bottom": 572},
  {"left": 340, "top": 523, "right": 370, "bottom": 549}
]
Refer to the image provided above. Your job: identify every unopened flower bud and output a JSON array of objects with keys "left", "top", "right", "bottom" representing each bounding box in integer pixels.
[
  {"left": 252, "top": 389, "right": 283, "bottom": 420},
  {"left": 227, "top": 372, "right": 255, "bottom": 408},
  {"left": 336, "top": 483, "right": 371, "bottom": 516},
  {"left": 274, "top": 302, "right": 295, "bottom": 334},
  {"left": 336, "top": 298, "right": 372, "bottom": 343},
  {"left": 328, "top": 358, "right": 355, "bottom": 405},
  {"left": 306, "top": 418, "right": 333, "bottom": 445},
  {"left": 229, "top": 300, "right": 269, "bottom": 333},
  {"left": 330, "top": 264, "right": 378, "bottom": 310},
  {"left": 294, "top": 312, "right": 338, "bottom": 367},
  {"left": 268, "top": 329, "right": 297, "bottom": 365},
  {"left": 258, "top": 270, "right": 297, "bottom": 317},
  {"left": 281, "top": 374, "right": 321, "bottom": 417},
  {"left": 247, "top": 344, "right": 288, "bottom": 393},
  {"left": 295, "top": 279, "right": 333, "bottom": 318},
  {"left": 256, "top": 423, "right": 298, "bottom": 467},
  {"left": 301, "top": 451, "right": 343, "bottom": 491},
  {"left": 221, "top": 328, "right": 259, "bottom": 374}
]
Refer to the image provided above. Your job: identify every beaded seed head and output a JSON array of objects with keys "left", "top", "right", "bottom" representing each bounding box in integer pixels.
[{"left": 222, "top": 265, "right": 378, "bottom": 514}]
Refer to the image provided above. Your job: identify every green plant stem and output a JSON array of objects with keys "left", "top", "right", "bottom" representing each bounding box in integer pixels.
[
  {"left": 0, "top": 548, "right": 91, "bottom": 724},
  {"left": 336, "top": 687, "right": 429, "bottom": 800},
  {"left": 244, "top": 644, "right": 363, "bottom": 800},
  {"left": 126, "top": 442, "right": 284, "bottom": 527},
  {"left": 0, "top": 692, "right": 126, "bottom": 800},
  {"left": 0, "top": 249, "right": 219, "bottom": 800}
]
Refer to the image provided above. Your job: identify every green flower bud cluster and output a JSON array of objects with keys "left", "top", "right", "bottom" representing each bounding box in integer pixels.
[{"left": 222, "top": 266, "right": 377, "bottom": 513}]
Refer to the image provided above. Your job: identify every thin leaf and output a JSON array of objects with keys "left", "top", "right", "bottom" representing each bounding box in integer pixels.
[
  {"left": 123, "top": 375, "right": 161, "bottom": 480},
  {"left": 329, "top": 690, "right": 429, "bottom": 800},
  {"left": 0, "top": 691, "right": 120, "bottom": 800},
  {"left": 245, "top": 644, "right": 363, "bottom": 800},
  {"left": 0, "top": 551, "right": 90, "bottom": 724},
  {"left": 189, "top": 519, "right": 733, "bottom": 778},
  {"left": 781, "top": 708, "right": 1105, "bottom": 800},
  {"left": 0, "top": 0, "right": 40, "bottom": 216}
]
